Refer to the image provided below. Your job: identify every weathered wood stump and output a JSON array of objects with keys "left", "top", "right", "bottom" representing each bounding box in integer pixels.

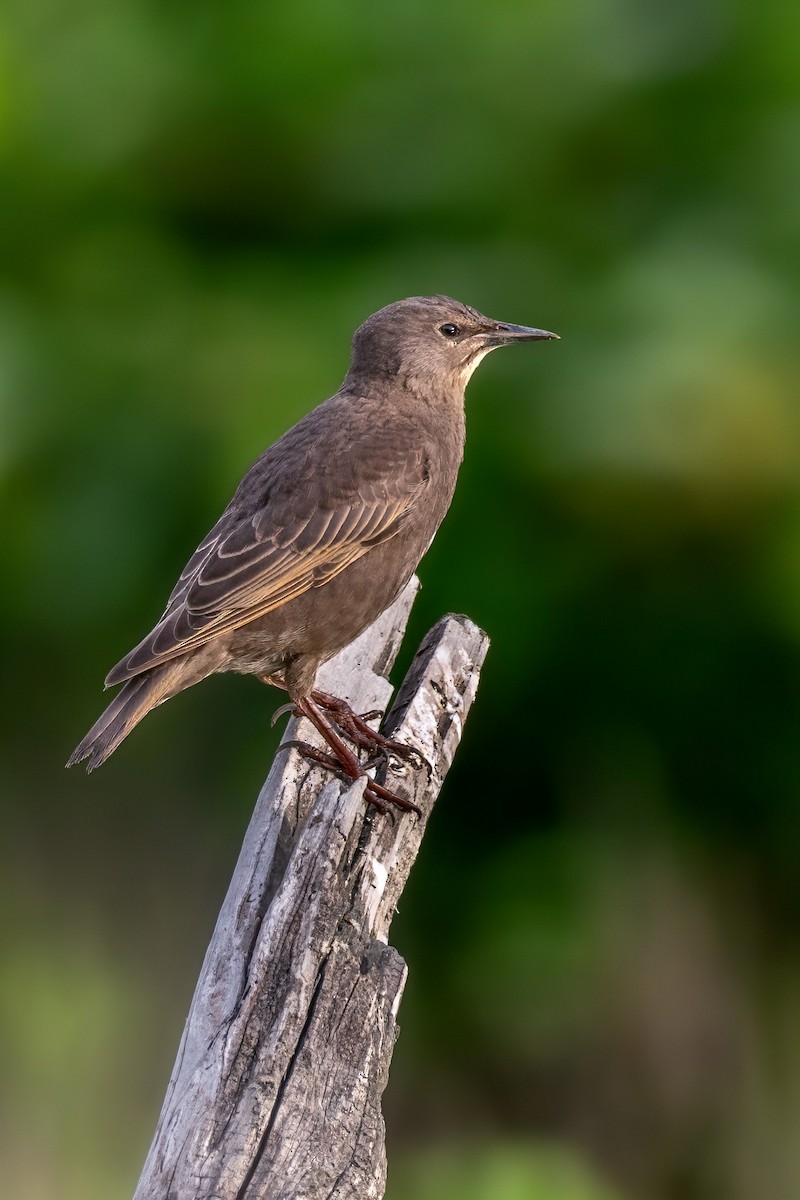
[{"left": 133, "top": 577, "right": 489, "bottom": 1200}]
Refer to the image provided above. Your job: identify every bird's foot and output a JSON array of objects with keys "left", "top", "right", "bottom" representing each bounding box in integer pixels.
[
  {"left": 271, "top": 687, "right": 425, "bottom": 815},
  {"left": 278, "top": 694, "right": 422, "bottom": 817},
  {"left": 279, "top": 736, "right": 420, "bottom": 817},
  {"left": 310, "top": 689, "right": 427, "bottom": 771},
  {"left": 271, "top": 687, "right": 428, "bottom": 772},
  {"left": 271, "top": 700, "right": 385, "bottom": 732}
]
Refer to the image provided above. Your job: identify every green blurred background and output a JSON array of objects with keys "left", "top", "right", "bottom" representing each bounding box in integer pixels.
[{"left": 3, "top": 1, "right": 800, "bottom": 1197}]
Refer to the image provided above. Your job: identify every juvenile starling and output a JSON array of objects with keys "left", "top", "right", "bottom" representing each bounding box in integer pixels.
[{"left": 68, "top": 296, "right": 558, "bottom": 812}]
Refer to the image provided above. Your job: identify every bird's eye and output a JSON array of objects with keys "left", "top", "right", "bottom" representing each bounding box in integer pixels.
[{"left": 439, "top": 323, "right": 460, "bottom": 337}]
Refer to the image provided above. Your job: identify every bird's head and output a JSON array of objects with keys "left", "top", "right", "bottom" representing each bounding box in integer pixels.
[{"left": 347, "top": 295, "right": 558, "bottom": 394}]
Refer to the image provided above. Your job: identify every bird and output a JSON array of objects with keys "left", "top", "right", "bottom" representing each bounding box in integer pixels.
[{"left": 67, "top": 295, "right": 558, "bottom": 812}]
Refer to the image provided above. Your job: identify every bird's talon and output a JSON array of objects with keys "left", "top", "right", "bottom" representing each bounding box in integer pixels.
[
  {"left": 380, "top": 739, "right": 430, "bottom": 776},
  {"left": 364, "top": 786, "right": 391, "bottom": 816},
  {"left": 271, "top": 701, "right": 298, "bottom": 727},
  {"left": 279, "top": 739, "right": 344, "bottom": 775},
  {"left": 409, "top": 747, "right": 432, "bottom": 777},
  {"left": 277, "top": 738, "right": 313, "bottom": 753},
  {"left": 363, "top": 752, "right": 389, "bottom": 771}
]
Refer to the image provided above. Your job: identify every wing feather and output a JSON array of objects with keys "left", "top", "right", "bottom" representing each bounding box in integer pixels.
[{"left": 105, "top": 452, "right": 426, "bottom": 686}]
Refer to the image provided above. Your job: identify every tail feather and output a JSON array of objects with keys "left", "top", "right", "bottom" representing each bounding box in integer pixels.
[{"left": 67, "top": 666, "right": 175, "bottom": 771}]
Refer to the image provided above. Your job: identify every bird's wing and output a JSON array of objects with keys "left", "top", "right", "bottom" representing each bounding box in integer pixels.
[{"left": 105, "top": 458, "right": 427, "bottom": 686}]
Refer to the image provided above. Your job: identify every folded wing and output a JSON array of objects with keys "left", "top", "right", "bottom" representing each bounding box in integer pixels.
[{"left": 106, "top": 462, "right": 426, "bottom": 687}]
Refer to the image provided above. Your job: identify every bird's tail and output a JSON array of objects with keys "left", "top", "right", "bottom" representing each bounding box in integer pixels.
[{"left": 66, "top": 663, "right": 181, "bottom": 772}]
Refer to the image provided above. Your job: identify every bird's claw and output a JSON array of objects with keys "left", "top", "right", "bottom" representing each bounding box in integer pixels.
[
  {"left": 271, "top": 701, "right": 297, "bottom": 727},
  {"left": 279, "top": 737, "right": 421, "bottom": 817},
  {"left": 309, "top": 689, "right": 427, "bottom": 772},
  {"left": 278, "top": 739, "right": 340, "bottom": 770},
  {"left": 357, "top": 709, "right": 383, "bottom": 724}
]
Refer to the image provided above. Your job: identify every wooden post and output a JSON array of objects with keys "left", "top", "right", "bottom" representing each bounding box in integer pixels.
[{"left": 133, "top": 578, "right": 489, "bottom": 1200}]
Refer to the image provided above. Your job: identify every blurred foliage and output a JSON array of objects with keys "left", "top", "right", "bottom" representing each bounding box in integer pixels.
[
  {"left": 390, "top": 1140, "right": 624, "bottom": 1200},
  {"left": 2, "top": 0, "right": 800, "bottom": 1197}
]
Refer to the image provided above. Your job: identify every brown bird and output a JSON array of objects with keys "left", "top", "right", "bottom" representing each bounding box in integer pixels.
[{"left": 67, "top": 295, "right": 558, "bottom": 812}]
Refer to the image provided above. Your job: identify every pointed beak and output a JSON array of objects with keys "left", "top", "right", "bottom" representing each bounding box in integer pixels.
[{"left": 482, "top": 322, "right": 560, "bottom": 347}]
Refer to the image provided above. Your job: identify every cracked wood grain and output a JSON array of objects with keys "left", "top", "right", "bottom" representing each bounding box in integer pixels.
[{"left": 132, "top": 576, "right": 489, "bottom": 1200}]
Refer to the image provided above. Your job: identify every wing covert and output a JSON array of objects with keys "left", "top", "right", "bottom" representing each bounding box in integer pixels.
[{"left": 105, "top": 451, "right": 427, "bottom": 686}]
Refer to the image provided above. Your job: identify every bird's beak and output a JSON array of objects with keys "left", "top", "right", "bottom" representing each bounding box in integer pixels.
[{"left": 481, "top": 322, "right": 560, "bottom": 347}]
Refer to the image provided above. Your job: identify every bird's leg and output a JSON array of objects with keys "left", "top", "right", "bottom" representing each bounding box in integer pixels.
[
  {"left": 310, "top": 689, "right": 425, "bottom": 767},
  {"left": 293, "top": 695, "right": 421, "bottom": 816},
  {"left": 263, "top": 674, "right": 424, "bottom": 810},
  {"left": 266, "top": 679, "right": 387, "bottom": 738}
]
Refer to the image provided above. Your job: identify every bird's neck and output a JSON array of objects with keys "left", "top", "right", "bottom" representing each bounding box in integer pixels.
[
  {"left": 345, "top": 364, "right": 466, "bottom": 412},
  {"left": 341, "top": 369, "right": 466, "bottom": 468}
]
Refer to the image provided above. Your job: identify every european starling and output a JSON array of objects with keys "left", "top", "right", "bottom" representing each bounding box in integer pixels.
[{"left": 67, "top": 296, "right": 558, "bottom": 812}]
